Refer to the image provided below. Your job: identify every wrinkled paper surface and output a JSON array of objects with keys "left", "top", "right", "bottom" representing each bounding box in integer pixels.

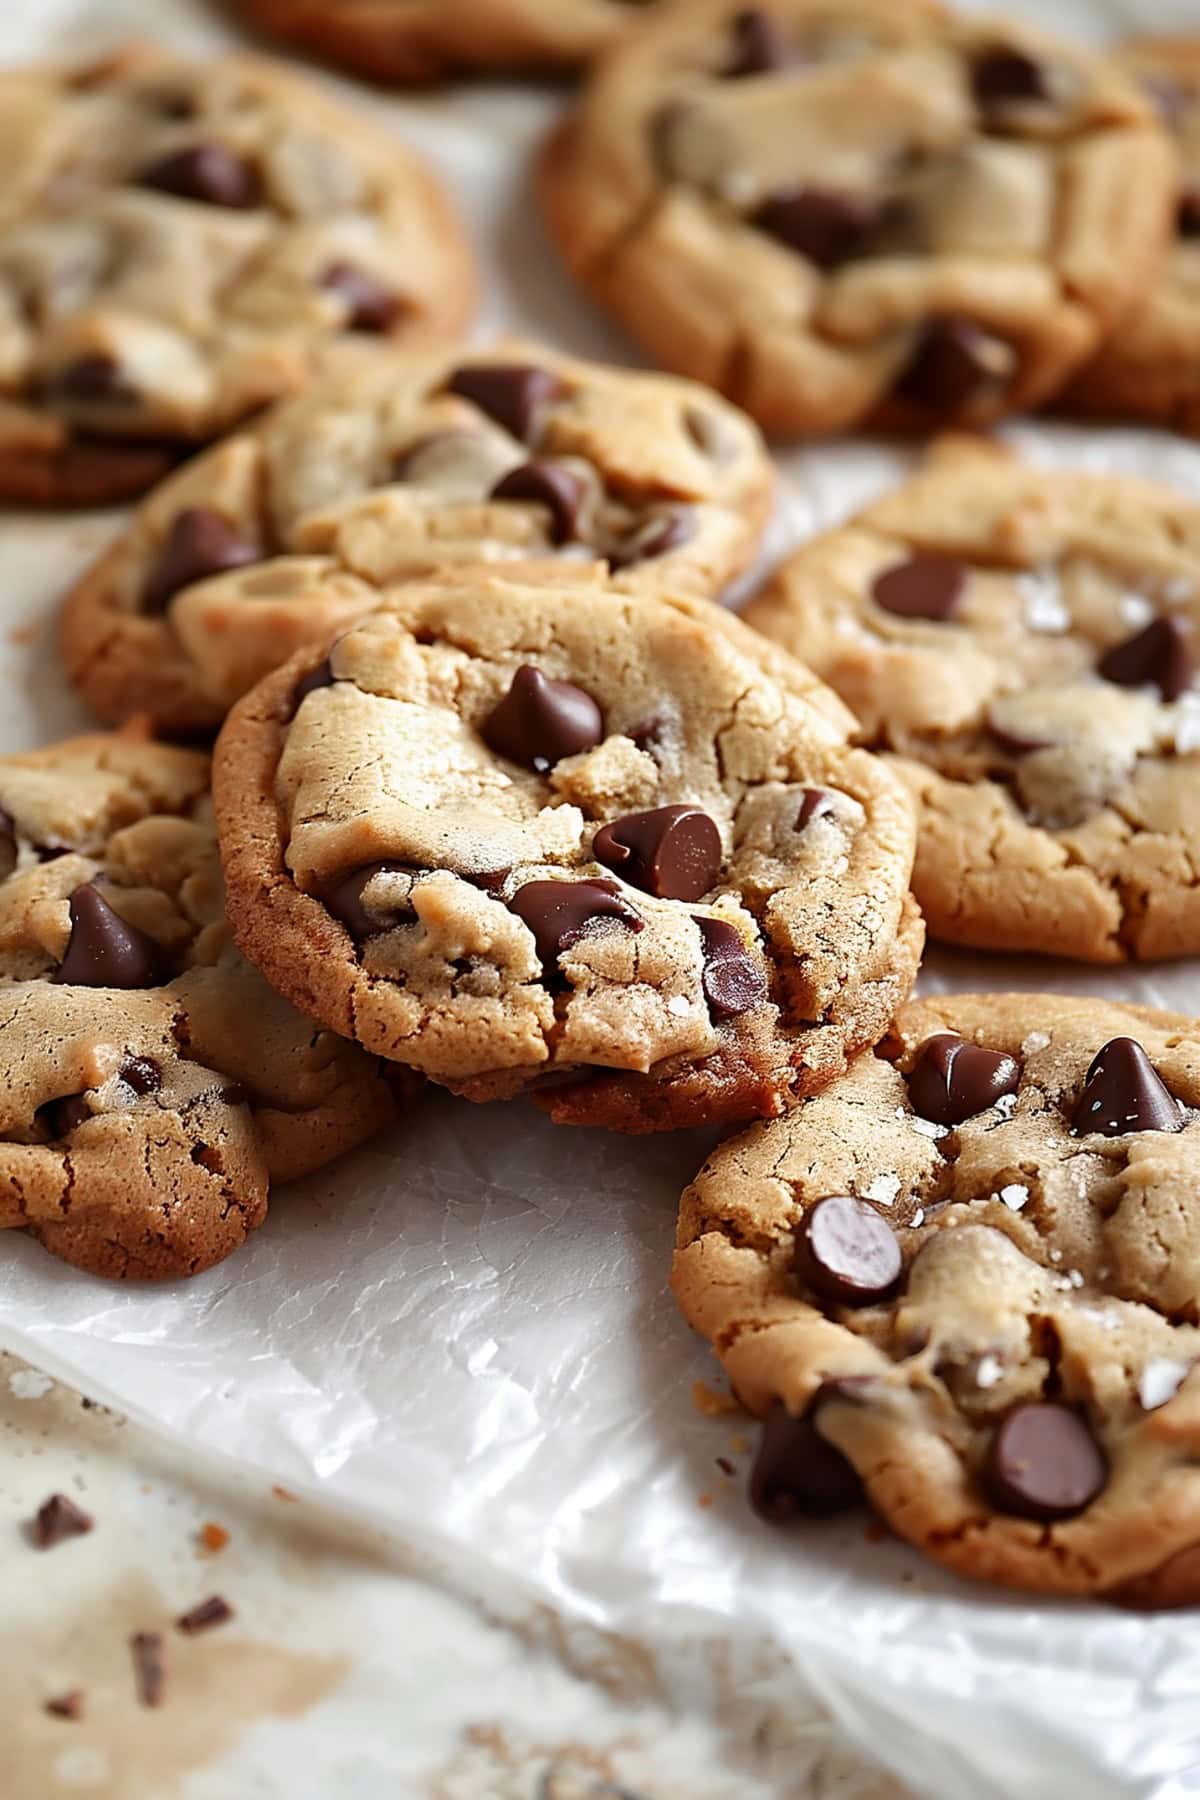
[{"left": 2, "top": 1, "right": 1200, "bottom": 1794}]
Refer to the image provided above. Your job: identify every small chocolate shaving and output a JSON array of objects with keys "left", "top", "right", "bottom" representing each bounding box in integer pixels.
[
  {"left": 44, "top": 1689, "right": 85, "bottom": 1721},
  {"left": 31, "top": 1493, "right": 94, "bottom": 1550},
  {"left": 131, "top": 1631, "right": 167, "bottom": 1708},
  {"left": 176, "top": 1594, "right": 234, "bottom": 1635}
]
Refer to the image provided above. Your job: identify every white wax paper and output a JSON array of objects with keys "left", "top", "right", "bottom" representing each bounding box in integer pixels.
[{"left": 3, "top": 1, "right": 1200, "bottom": 1795}]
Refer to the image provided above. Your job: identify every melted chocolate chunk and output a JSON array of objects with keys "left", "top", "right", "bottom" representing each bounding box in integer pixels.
[
  {"left": 608, "top": 509, "right": 695, "bottom": 571},
  {"left": 47, "top": 352, "right": 137, "bottom": 407},
  {"left": 136, "top": 143, "right": 262, "bottom": 208},
  {"left": 694, "top": 916, "right": 767, "bottom": 1020},
  {"left": 750, "top": 1391, "right": 866, "bottom": 1522},
  {"left": 724, "top": 8, "right": 792, "bottom": 77},
  {"left": 444, "top": 364, "right": 564, "bottom": 442},
  {"left": 1098, "top": 616, "right": 1193, "bottom": 701},
  {"left": 971, "top": 46, "right": 1051, "bottom": 112},
  {"left": 43, "top": 1093, "right": 94, "bottom": 1138},
  {"left": 319, "top": 262, "right": 404, "bottom": 333},
  {"left": 754, "top": 187, "right": 886, "bottom": 269},
  {"left": 321, "top": 862, "right": 411, "bottom": 941},
  {"left": 984, "top": 1402, "right": 1106, "bottom": 1521},
  {"left": 508, "top": 878, "right": 643, "bottom": 973},
  {"left": 120, "top": 1056, "right": 162, "bottom": 1095},
  {"left": 32, "top": 1493, "right": 94, "bottom": 1549},
  {"left": 897, "top": 317, "right": 1011, "bottom": 414},
  {"left": 907, "top": 1032, "right": 1021, "bottom": 1125},
  {"left": 292, "top": 658, "right": 334, "bottom": 712},
  {"left": 871, "top": 555, "right": 966, "bottom": 621},
  {"left": 490, "top": 460, "right": 587, "bottom": 545},
  {"left": 55, "top": 884, "right": 164, "bottom": 990},
  {"left": 141, "top": 508, "right": 262, "bottom": 614},
  {"left": 1178, "top": 189, "right": 1200, "bottom": 238},
  {"left": 0, "top": 806, "right": 16, "bottom": 878},
  {"left": 794, "top": 1195, "right": 903, "bottom": 1307},
  {"left": 1071, "top": 1037, "right": 1182, "bottom": 1137},
  {"left": 592, "top": 804, "right": 722, "bottom": 901},
  {"left": 483, "top": 665, "right": 604, "bottom": 772}
]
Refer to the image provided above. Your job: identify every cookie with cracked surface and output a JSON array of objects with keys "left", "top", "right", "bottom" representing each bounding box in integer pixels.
[
  {"left": 213, "top": 566, "right": 923, "bottom": 1132},
  {"left": 0, "top": 42, "right": 473, "bottom": 507},
  {"left": 673, "top": 993, "right": 1200, "bottom": 1605},
  {"left": 60, "top": 340, "right": 773, "bottom": 735},
  {"left": 1061, "top": 39, "right": 1200, "bottom": 433},
  {"left": 539, "top": 0, "right": 1173, "bottom": 436},
  {"left": 234, "top": 0, "right": 656, "bottom": 82},
  {"left": 744, "top": 443, "right": 1200, "bottom": 962},
  {"left": 0, "top": 729, "right": 399, "bottom": 1280}
]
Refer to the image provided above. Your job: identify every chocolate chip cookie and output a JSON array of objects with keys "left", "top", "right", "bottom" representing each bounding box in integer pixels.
[
  {"left": 745, "top": 441, "right": 1200, "bottom": 961},
  {"left": 0, "top": 728, "right": 399, "bottom": 1280},
  {"left": 1061, "top": 38, "right": 1200, "bottom": 433},
  {"left": 0, "top": 42, "right": 473, "bottom": 507},
  {"left": 59, "top": 340, "right": 773, "bottom": 734},
  {"left": 234, "top": 0, "right": 651, "bottom": 81},
  {"left": 539, "top": 1, "right": 1173, "bottom": 435},
  {"left": 214, "top": 566, "right": 922, "bottom": 1132},
  {"left": 673, "top": 993, "right": 1200, "bottom": 1605}
]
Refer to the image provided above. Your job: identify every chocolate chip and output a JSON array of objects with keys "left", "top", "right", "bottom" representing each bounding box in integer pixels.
[
  {"left": 32, "top": 1493, "right": 94, "bottom": 1549},
  {"left": 136, "top": 143, "right": 262, "bottom": 208},
  {"left": 120, "top": 1056, "right": 162, "bottom": 1095},
  {"left": 0, "top": 807, "right": 16, "bottom": 879},
  {"left": 1178, "top": 190, "right": 1200, "bottom": 238},
  {"left": 141, "top": 508, "right": 262, "bottom": 614},
  {"left": 176, "top": 1594, "right": 234, "bottom": 1635},
  {"left": 47, "top": 352, "right": 135, "bottom": 406},
  {"left": 694, "top": 916, "right": 766, "bottom": 1020},
  {"left": 724, "top": 8, "right": 791, "bottom": 77},
  {"left": 43, "top": 1093, "right": 94, "bottom": 1138},
  {"left": 130, "top": 1632, "right": 167, "bottom": 1709},
  {"left": 319, "top": 262, "right": 403, "bottom": 333},
  {"left": 44, "top": 1690, "right": 85, "bottom": 1721},
  {"left": 871, "top": 555, "right": 965, "bottom": 621},
  {"left": 1072, "top": 1037, "right": 1182, "bottom": 1138},
  {"left": 483, "top": 665, "right": 604, "bottom": 772},
  {"left": 754, "top": 187, "right": 885, "bottom": 269},
  {"left": 444, "top": 364, "right": 564, "bottom": 442},
  {"left": 750, "top": 1393, "right": 865, "bottom": 1522},
  {"left": 592, "top": 804, "right": 722, "bottom": 901},
  {"left": 293, "top": 658, "right": 334, "bottom": 712},
  {"left": 907, "top": 1032, "right": 1021, "bottom": 1125},
  {"left": 56, "top": 884, "right": 163, "bottom": 989},
  {"left": 628, "top": 716, "right": 668, "bottom": 759},
  {"left": 986, "top": 707, "right": 1053, "bottom": 756},
  {"left": 490, "top": 460, "right": 586, "bottom": 545},
  {"left": 1098, "top": 616, "right": 1193, "bottom": 701},
  {"left": 794, "top": 1195, "right": 903, "bottom": 1308},
  {"left": 608, "top": 509, "right": 695, "bottom": 571},
  {"left": 795, "top": 788, "right": 837, "bottom": 830},
  {"left": 971, "top": 47, "right": 1050, "bottom": 111},
  {"left": 321, "top": 861, "right": 411, "bottom": 941},
  {"left": 897, "top": 316, "right": 1012, "bottom": 414},
  {"left": 983, "top": 1402, "right": 1107, "bottom": 1521},
  {"left": 508, "top": 879, "right": 643, "bottom": 973}
]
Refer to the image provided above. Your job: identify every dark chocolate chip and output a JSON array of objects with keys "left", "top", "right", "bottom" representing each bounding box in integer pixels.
[
  {"left": 508, "top": 878, "right": 643, "bottom": 973},
  {"left": 971, "top": 47, "right": 1050, "bottom": 111},
  {"left": 43, "top": 1093, "right": 94, "bottom": 1138},
  {"left": 1072, "top": 1037, "right": 1182, "bottom": 1138},
  {"left": 490, "top": 460, "right": 587, "bottom": 545},
  {"left": 724, "top": 7, "right": 791, "bottom": 77},
  {"left": 897, "top": 316, "right": 1011, "bottom": 414},
  {"left": 983, "top": 1402, "right": 1107, "bottom": 1521},
  {"left": 753, "top": 187, "right": 885, "bottom": 269},
  {"left": 907, "top": 1032, "right": 1021, "bottom": 1125},
  {"left": 871, "top": 555, "right": 965, "bottom": 621},
  {"left": 794, "top": 1194, "right": 903, "bottom": 1308},
  {"left": 136, "top": 143, "right": 262, "bottom": 208},
  {"left": 120, "top": 1056, "right": 162, "bottom": 1096},
  {"left": 795, "top": 788, "right": 837, "bottom": 830},
  {"left": 607, "top": 509, "right": 695, "bottom": 571},
  {"left": 483, "top": 665, "right": 604, "bottom": 772},
  {"left": 44, "top": 1690, "right": 85, "bottom": 1721},
  {"left": 444, "top": 364, "right": 564, "bottom": 442},
  {"left": 321, "top": 861, "right": 411, "bottom": 941},
  {"left": 1178, "top": 190, "right": 1200, "bottom": 238},
  {"left": 986, "top": 708, "right": 1054, "bottom": 756},
  {"left": 141, "top": 507, "right": 262, "bottom": 614},
  {"left": 319, "top": 261, "right": 403, "bottom": 333},
  {"left": 694, "top": 916, "right": 767, "bottom": 1020},
  {"left": 32, "top": 1493, "right": 94, "bottom": 1549},
  {"left": 592, "top": 804, "right": 722, "bottom": 901},
  {"left": 47, "top": 352, "right": 136, "bottom": 406},
  {"left": 1098, "top": 616, "right": 1193, "bottom": 701},
  {"left": 56, "top": 884, "right": 163, "bottom": 990},
  {"left": 176, "top": 1594, "right": 234, "bottom": 1635},
  {"left": 750, "top": 1393, "right": 865, "bottom": 1522},
  {"left": 130, "top": 1631, "right": 167, "bottom": 1709}
]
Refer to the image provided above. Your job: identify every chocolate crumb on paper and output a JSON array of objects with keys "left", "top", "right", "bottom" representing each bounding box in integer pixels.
[
  {"left": 176, "top": 1595, "right": 234, "bottom": 1635},
  {"left": 44, "top": 1689, "right": 85, "bottom": 1721},
  {"left": 130, "top": 1632, "right": 167, "bottom": 1708},
  {"left": 31, "top": 1493, "right": 94, "bottom": 1549}
]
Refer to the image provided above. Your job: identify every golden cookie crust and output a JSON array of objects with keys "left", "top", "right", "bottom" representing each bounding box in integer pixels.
[
  {"left": 539, "top": 0, "right": 1173, "bottom": 436},
  {"left": 213, "top": 567, "right": 922, "bottom": 1132},
  {"left": 0, "top": 727, "right": 400, "bottom": 1280},
  {"left": 673, "top": 993, "right": 1200, "bottom": 1606},
  {"left": 59, "top": 339, "right": 773, "bottom": 736},
  {"left": 0, "top": 42, "right": 474, "bottom": 506}
]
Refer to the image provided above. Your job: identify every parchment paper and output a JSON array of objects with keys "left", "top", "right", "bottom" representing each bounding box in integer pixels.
[{"left": 2, "top": 2, "right": 1200, "bottom": 1795}]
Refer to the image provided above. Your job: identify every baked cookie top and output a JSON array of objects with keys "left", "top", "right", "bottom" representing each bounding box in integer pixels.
[
  {"left": 214, "top": 567, "right": 922, "bottom": 1133},
  {"left": 673, "top": 993, "right": 1200, "bottom": 1607},
  {"left": 235, "top": 0, "right": 655, "bottom": 81},
  {"left": 0, "top": 729, "right": 397, "bottom": 1281},
  {"left": 745, "top": 443, "right": 1200, "bottom": 962},
  {"left": 1062, "top": 38, "right": 1200, "bottom": 432},
  {"left": 539, "top": 0, "right": 1173, "bottom": 435},
  {"left": 60, "top": 340, "right": 773, "bottom": 735},
  {"left": 0, "top": 42, "right": 473, "bottom": 506}
]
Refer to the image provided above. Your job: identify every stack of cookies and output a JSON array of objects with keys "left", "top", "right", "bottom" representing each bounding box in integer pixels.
[{"left": 6, "top": 3, "right": 1200, "bottom": 1612}]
